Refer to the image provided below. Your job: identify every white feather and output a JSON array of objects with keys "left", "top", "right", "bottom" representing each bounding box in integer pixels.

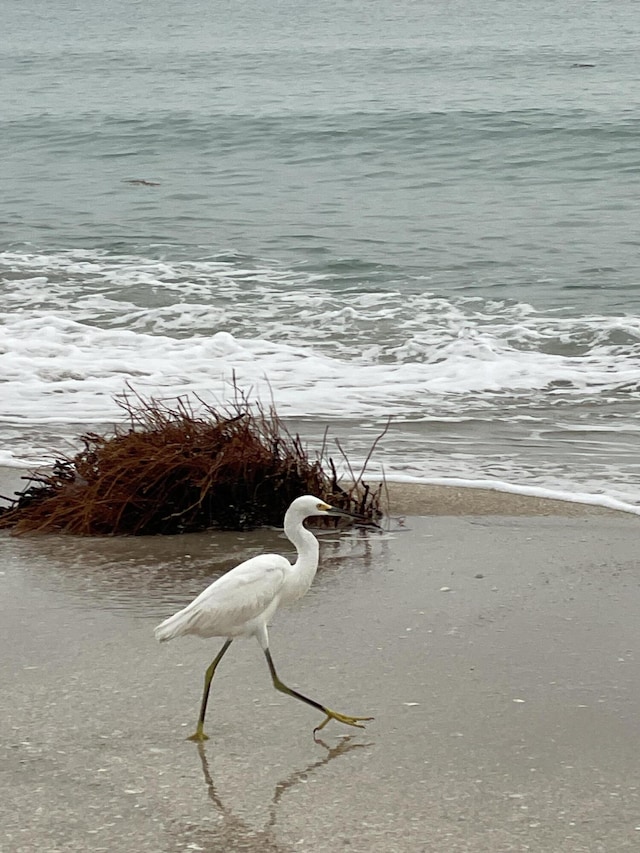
[{"left": 154, "top": 554, "right": 289, "bottom": 641}]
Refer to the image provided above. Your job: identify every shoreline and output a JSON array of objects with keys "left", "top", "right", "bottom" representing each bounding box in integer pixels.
[
  {"left": 0, "top": 464, "right": 627, "bottom": 520},
  {"left": 381, "top": 481, "right": 623, "bottom": 517}
]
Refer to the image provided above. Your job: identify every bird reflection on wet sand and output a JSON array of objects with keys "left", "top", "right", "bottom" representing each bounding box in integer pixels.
[{"left": 175, "top": 738, "right": 371, "bottom": 853}]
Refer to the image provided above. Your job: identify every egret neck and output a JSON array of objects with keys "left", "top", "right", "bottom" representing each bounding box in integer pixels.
[{"left": 282, "top": 505, "right": 321, "bottom": 604}]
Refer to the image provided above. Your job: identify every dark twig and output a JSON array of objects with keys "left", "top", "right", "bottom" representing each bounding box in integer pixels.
[{"left": 0, "top": 384, "right": 385, "bottom": 536}]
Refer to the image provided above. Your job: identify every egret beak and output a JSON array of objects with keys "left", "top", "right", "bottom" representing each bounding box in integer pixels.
[
  {"left": 326, "top": 505, "right": 360, "bottom": 518},
  {"left": 326, "top": 505, "right": 380, "bottom": 527}
]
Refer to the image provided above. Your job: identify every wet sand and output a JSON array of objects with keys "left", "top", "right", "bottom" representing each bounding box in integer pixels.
[
  {"left": 382, "top": 481, "right": 623, "bottom": 518},
  {"left": 2, "top": 468, "right": 640, "bottom": 851}
]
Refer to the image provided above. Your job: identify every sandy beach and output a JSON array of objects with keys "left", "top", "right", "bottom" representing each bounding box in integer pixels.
[{"left": 2, "top": 466, "right": 639, "bottom": 852}]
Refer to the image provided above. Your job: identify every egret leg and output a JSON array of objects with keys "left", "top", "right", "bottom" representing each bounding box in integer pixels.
[
  {"left": 264, "top": 649, "right": 373, "bottom": 735},
  {"left": 188, "top": 639, "right": 233, "bottom": 742}
]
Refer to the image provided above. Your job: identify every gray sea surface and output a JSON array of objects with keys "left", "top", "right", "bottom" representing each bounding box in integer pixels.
[{"left": 2, "top": 0, "right": 640, "bottom": 505}]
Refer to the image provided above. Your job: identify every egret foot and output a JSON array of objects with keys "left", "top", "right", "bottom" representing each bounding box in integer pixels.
[
  {"left": 187, "top": 728, "right": 209, "bottom": 742},
  {"left": 313, "top": 710, "right": 374, "bottom": 735}
]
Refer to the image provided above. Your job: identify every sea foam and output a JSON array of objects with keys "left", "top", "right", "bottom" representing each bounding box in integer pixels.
[{"left": 2, "top": 249, "right": 639, "bottom": 506}]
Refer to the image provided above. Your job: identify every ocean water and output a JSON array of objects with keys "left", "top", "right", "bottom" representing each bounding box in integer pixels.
[{"left": 2, "top": 0, "right": 640, "bottom": 511}]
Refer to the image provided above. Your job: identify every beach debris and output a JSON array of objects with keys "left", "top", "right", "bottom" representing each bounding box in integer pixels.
[
  {"left": 122, "top": 178, "right": 161, "bottom": 186},
  {"left": 0, "top": 386, "right": 384, "bottom": 536},
  {"left": 439, "top": 586, "right": 453, "bottom": 592}
]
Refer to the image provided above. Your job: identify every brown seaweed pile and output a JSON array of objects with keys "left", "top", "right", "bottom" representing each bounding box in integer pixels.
[{"left": 0, "top": 389, "right": 384, "bottom": 536}]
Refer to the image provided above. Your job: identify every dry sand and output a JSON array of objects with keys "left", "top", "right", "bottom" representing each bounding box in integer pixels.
[{"left": 1, "top": 466, "right": 640, "bottom": 852}]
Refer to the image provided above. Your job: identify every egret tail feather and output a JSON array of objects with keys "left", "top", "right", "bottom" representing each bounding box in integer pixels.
[{"left": 154, "top": 607, "right": 197, "bottom": 642}]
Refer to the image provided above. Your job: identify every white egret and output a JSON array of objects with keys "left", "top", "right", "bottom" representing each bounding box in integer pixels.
[{"left": 155, "top": 494, "right": 374, "bottom": 741}]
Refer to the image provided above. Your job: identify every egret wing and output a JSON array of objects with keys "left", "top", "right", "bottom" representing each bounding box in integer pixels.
[{"left": 155, "top": 553, "right": 290, "bottom": 640}]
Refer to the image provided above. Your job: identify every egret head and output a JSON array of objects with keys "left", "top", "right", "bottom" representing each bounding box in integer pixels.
[{"left": 287, "top": 495, "right": 361, "bottom": 522}]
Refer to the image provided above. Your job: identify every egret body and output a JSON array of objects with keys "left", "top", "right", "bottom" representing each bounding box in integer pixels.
[{"left": 154, "top": 495, "right": 373, "bottom": 741}]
